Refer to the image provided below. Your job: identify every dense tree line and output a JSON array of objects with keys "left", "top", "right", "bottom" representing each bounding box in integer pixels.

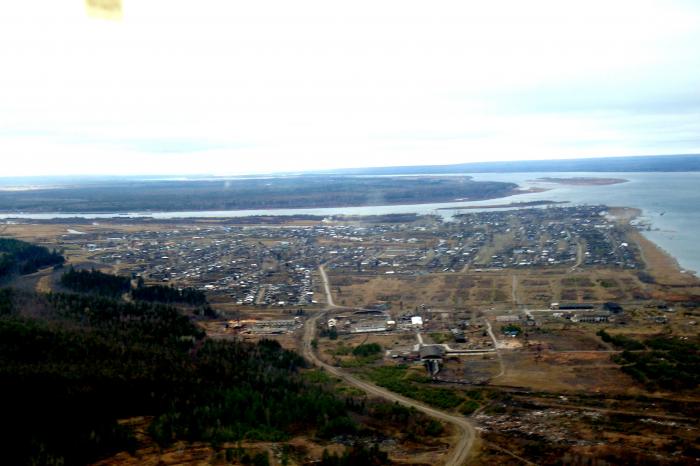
[
  {"left": 596, "top": 329, "right": 645, "bottom": 350},
  {"left": 0, "top": 289, "right": 367, "bottom": 465},
  {"left": 0, "top": 238, "right": 64, "bottom": 277},
  {"left": 0, "top": 288, "right": 12, "bottom": 315},
  {"left": 320, "top": 444, "right": 389, "bottom": 466},
  {"left": 61, "top": 269, "right": 208, "bottom": 306},
  {"left": 367, "top": 401, "right": 444, "bottom": 439},
  {"left": 131, "top": 283, "right": 206, "bottom": 305},
  {"left": 352, "top": 342, "right": 382, "bottom": 357},
  {"left": 608, "top": 335, "right": 700, "bottom": 390},
  {"left": 60, "top": 267, "right": 131, "bottom": 297}
]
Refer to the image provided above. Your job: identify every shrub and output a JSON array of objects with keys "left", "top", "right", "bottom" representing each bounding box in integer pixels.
[{"left": 352, "top": 343, "right": 382, "bottom": 357}]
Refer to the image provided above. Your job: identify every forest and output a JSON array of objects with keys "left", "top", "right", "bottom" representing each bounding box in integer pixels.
[
  {"left": 61, "top": 268, "right": 207, "bottom": 305},
  {"left": 0, "top": 176, "right": 517, "bottom": 213},
  {"left": 0, "top": 288, "right": 374, "bottom": 465},
  {"left": 131, "top": 282, "right": 207, "bottom": 305},
  {"left": 0, "top": 238, "right": 64, "bottom": 278},
  {"left": 613, "top": 335, "right": 700, "bottom": 390},
  {"left": 60, "top": 267, "right": 131, "bottom": 297}
]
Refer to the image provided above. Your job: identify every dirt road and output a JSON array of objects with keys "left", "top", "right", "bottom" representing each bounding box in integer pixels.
[
  {"left": 569, "top": 240, "right": 585, "bottom": 273},
  {"left": 485, "top": 320, "right": 506, "bottom": 379},
  {"left": 318, "top": 265, "right": 339, "bottom": 308}
]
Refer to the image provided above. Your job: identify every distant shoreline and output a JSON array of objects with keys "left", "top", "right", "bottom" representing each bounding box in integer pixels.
[
  {"left": 437, "top": 200, "right": 567, "bottom": 210},
  {"left": 532, "top": 177, "right": 628, "bottom": 186},
  {"left": 0, "top": 176, "right": 520, "bottom": 214}
]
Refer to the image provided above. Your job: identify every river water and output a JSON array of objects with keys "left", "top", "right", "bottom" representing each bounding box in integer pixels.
[{"left": 1, "top": 172, "right": 698, "bottom": 274}]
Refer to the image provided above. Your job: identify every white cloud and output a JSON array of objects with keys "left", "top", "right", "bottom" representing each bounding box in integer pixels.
[{"left": 1, "top": 0, "right": 699, "bottom": 175}]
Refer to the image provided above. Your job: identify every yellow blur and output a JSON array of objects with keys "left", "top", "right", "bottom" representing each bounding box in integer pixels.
[{"left": 85, "top": 0, "right": 122, "bottom": 20}]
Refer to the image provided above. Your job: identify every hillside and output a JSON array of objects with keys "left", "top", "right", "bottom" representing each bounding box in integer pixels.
[{"left": 0, "top": 287, "right": 376, "bottom": 465}]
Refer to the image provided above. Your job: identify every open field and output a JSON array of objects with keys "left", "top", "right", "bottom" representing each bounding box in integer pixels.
[
  {"left": 492, "top": 351, "right": 639, "bottom": 394},
  {"left": 325, "top": 267, "right": 680, "bottom": 311}
]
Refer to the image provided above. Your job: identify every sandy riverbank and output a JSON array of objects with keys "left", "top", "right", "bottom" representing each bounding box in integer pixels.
[{"left": 608, "top": 207, "right": 699, "bottom": 288}]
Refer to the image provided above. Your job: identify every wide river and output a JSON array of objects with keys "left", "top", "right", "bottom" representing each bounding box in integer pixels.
[{"left": 1, "top": 172, "right": 698, "bottom": 275}]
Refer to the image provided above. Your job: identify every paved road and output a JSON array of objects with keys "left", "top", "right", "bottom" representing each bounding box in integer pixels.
[{"left": 307, "top": 265, "right": 477, "bottom": 466}]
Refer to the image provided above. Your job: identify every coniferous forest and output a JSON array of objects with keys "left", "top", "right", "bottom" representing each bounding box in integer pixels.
[
  {"left": 0, "top": 238, "right": 64, "bottom": 277},
  {"left": 60, "top": 267, "right": 131, "bottom": 297},
  {"left": 0, "top": 288, "right": 366, "bottom": 465},
  {"left": 130, "top": 282, "right": 207, "bottom": 305},
  {"left": 61, "top": 267, "right": 208, "bottom": 305}
]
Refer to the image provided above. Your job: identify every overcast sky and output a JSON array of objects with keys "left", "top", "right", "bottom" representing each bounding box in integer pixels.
[{"left": 1, "top": 0, "right": 699, "bottom": 176}]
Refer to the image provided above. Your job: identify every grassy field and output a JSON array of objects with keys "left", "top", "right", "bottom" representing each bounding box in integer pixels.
[{"left": 326, "top": 266, "right": 689, "bottom": 312}]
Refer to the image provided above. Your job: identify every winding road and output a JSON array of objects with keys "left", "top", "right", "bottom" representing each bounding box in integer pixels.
[{"left": 303, "top": 265, "right": 477, "bottom": 466}]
